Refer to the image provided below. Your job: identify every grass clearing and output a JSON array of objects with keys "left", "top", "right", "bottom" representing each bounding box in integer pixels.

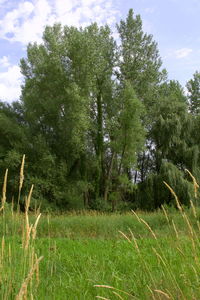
[
  {"left": 1, "top": 208, "right": 200, "bottom": 299},
  {"left": 1, "top": 157, "right": 200, "bottom": 299}
]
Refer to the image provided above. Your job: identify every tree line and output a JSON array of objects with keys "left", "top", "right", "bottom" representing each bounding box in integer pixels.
[{"left": 0, "top": 9, "right": 200, "bottom": 211}]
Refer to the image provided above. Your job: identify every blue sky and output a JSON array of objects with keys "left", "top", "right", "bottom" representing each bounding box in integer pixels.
[{"left": 0, "top": 0, "right": 200, "bottom": 101}]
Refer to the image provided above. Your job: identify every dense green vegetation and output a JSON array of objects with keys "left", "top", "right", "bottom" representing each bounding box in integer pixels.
[
  {"left": 1, "top": 207, "right": 200, "bottom": 299},
  {"left": 1, "top": 9, "right": 200, "bottom": 211}
]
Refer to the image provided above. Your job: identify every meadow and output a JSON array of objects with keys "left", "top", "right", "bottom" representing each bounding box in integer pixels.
[
  {"left": 1, "top": 205, "right": 200, "bottom": 300},
  {"left": 0, "top": 158, "right": 200, "bottom": 299}
]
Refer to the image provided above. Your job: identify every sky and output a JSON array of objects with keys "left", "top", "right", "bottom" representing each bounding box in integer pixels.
[{"left": 0, "top": 0, "right": 200, "bottom": 102}]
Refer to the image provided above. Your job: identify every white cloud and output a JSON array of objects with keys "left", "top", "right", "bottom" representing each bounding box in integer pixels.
[
  {"left": 0, "top": 65, "right": 22, "bottom": 101},
  {"left": 0, "top": 0, "right": 119, "bottom": 102},
  {"left": 174, "top": 48, "right": 193, "bottom": 59},
  {"left": 0, "top": 2, "right": 34, "bottom": 36},
  {"left": 0, "top": 56, "right": 10, "bottom": 68},
  {"left": 0, "top": 0, "right": 119, "bottom": 44},
  {"left": 0, "top": 0, "right": 53, "bottom": 44},
  {"left": 54, "top": 0, "right": 79, "bottom": 16}
]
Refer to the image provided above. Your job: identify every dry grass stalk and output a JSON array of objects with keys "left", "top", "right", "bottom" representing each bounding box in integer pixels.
[
  {"left": 132, "top": 236, "right": 140, "bottom": 253},
  {"left": 161, "top": 205, "right": 170, "bottom": 223},
  {"left": 154, "top": 289, "right": 171, "bottom": 299},
  {"left": 128, "top": 228, "right": 140, "bottom": 253},
  {"left": 19, "top": 155, "right": 25, "bottom": 192},
  {"left": 94, "top": 285, "right": 136, "bottom": 299},
  {"left": 176, "top": 247, "right": 185, "bottom": 257},
  {"left": 197, "top": 220, "right": 200, "bottom": 232},
  {"left": 185, "top": 169, "right": 199, "bottom": 198},
  {"left": 24, "top": 224, "right": 33, "bottom": 251},
  {"left": 152, "top": 248, "right": 167, "bottom": 267},
  {"left": 112, "top": 291, "right": 124, "bottom": 299},
  {"left": 140, "top": 218, "right": 157, "bottom": 240},
  {"left": 35, "top": 203, "right": 41, "bottom": 216},
  {"left": 26, "top": 185, "right": 34, "bottom": 213},
  {"left": 182, "top": 213, "right": 194, "bottom": 238},
  {"left": 96, "top": 296, "right": 110, "bottom": 300},
  {"left": 0, "top": 169, "right": 8, "bottom": 212},
  {"left": 182, "top": 213, "right": 199, "bottom": 263},
  {"left": 32, "top": 213, "right": 41, "bottom": 240},
  {"left": 118, "top": 231, "right": 131, "bottom": 243},
  {"left": 131, "top": 210, "right": 142, "bottom": 223},
  {"left": 172, "top": 220, "right": 179, "bottom": 239},
  {"left": 22, "top": 186, "right": 41, "bottom": 249},
  {"left": 190, "top": 200, "right": 197, "bottom": 218},
  {"left": 15, "top": 256, "right": 43, "bottom": 300},
  {"left": 163, "top": 182, "right": 183, "bottom": 212},
  {"left": 18, "top": 155, "right": 25, "bottom": 210},
  {"left": 22, "top": 213, "right": 32, "bottom": 250}
]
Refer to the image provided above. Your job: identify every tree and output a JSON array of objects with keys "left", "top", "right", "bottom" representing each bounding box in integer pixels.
[
  {"left": 117, "top": 9, "right": 163, "bottom": 102},
  {"left": 19, "top": 19, "right": 146, "bottom": 209},
  {"left": 135, "top": 80, "right": 199, "bottom": 209},
  {"left": 20, "top": 24, "right": 90, "bottom": 208},
  {"left": 104, "top": 82, "right": 145, "bottom": 204},
  {"left": 150, "top": 81, "right": 188, "bottom": 171},
  {"left": 21, "top": 25, "right": 89, "bottom": 165},
  {"left": 186, "top": 71, "right": 200, "bottom": 115},
  {"left": 116, "top": 9, "right": 166, "bottom": 186},
  {"left": 4, "top": 10, "right": 197, "bottom": 211}
]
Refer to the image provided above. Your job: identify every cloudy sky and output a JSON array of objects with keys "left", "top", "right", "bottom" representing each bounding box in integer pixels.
[{"left": 0, "top": 0, "right": 200, "bottom": 101}]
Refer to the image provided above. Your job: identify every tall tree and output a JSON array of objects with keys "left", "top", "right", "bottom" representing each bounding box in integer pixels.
[
  {"left": 104, "top": 82, "right": 145, "bottom": 204},
  {"left": 117, "top": 9, "right": 163, "bottom": 101},
  {"left": 117, "top": 8, "right": 165, "bottom": 184},
  {"left": 186, "top": 71, "right": 200, "bottom": 115},
  {"left": 150, "top": 80, "right": 189, "bottom": 172},
  {"left": 20, "top": 24, "right": 89, "bottom": 168}
]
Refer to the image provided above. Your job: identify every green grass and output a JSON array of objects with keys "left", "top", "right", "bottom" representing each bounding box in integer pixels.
[
  {"left": 3, "top": 208, "right": 199, "bottom": 239},
  {"left": 1, "top": 208, "right": 200, "bottom": 299},
  {"left": 34, "top": 236, "right": 200, "bottom": 299}
]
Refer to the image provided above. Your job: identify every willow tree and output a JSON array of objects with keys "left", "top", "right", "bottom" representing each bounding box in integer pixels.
[
  {"left": 136, "top": 80, "right": 198, "bottom": 209},
  {"left": 150, "top": 81, "right": 187, "bottom": 170}
]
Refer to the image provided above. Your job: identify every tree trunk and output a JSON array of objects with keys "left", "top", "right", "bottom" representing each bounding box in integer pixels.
[
  {"left": 104, "top": 152, "right": 116, "bottom": 202},
  {"left": 96, "top": 90, "right": 104, "bottom": 198}
]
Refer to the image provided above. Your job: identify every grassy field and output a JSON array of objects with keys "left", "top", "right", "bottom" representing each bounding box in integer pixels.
[
  {"left": 1, "top": 157, "right": 200, "bottom": 299},
  {"left": 1, "top": 206, "right": 200, "bottom": 300}
]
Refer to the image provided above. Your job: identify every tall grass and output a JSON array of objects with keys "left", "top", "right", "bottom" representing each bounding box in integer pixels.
[
  {"left": 1, "top": 159, "right": 200, "bottom": 299},
  {"left": 95, "top": 174, "right": 200, "bottom": 299},
  {"left": 0, "top": 156, "right": 43, "bottom": 300}
]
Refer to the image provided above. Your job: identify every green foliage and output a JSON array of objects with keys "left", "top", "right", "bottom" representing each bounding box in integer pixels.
[
  {"left": 186, "top": 71, "right": 200, "bottom": 115},
  {"left": 117, "top": 8, "right": 163, "bottom": 99},
  {"left": 1, "top": 10, "right": 200, "bottom": 211},
  {"left": 137, "top": 162, "right": 194, "bottom": 210}
]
